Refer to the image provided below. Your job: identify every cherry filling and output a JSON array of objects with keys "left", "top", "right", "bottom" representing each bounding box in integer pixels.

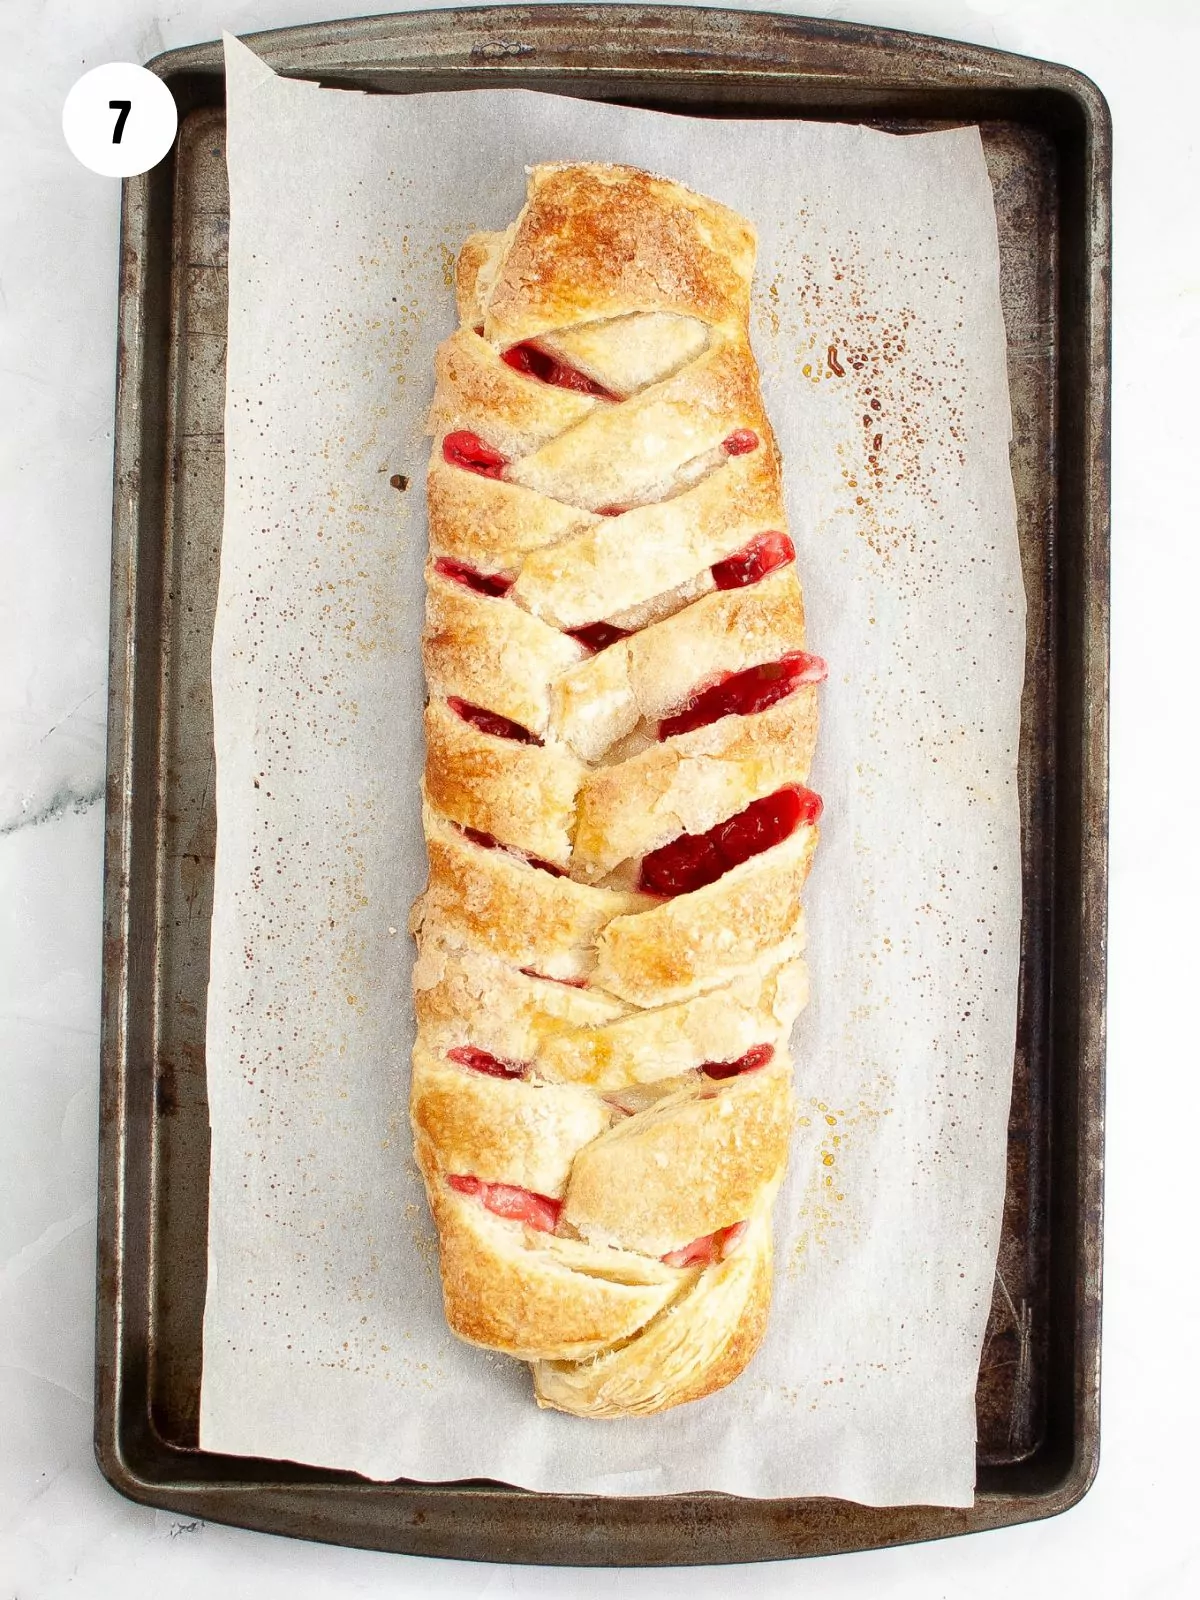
[
  {"left": 711, "top": 530, "right": 795, "bottom": 591},
  {"left": 433, "top": 556, "right": 514, "bottom": 598},
  {"left": 662, "top": 1220, "right": 748, "bottom": 1268},
  {"left": 446, "top": 1045, "right": 529, "bottom": 1080},
  {"left": 443, "top": 430, "right": 508, "bottom": 478},
  {"left": 519, "top": 968, "right": 590, "bottom": 989},
  {"left": 702, "top": 1043, "right": 775, "bottom": 1080},
  {"left": 502, "top": 341, "right": 620, "bottom": 401},
  {"left": 447, "top": 1173, "right": 562, "bottom": 1233},
  {"left": 447, "top": 696, "right": 542, "bottom": 746},
  {"left": 638, "top": 785, "right": 822, "bottom": 898},
  {"left": 658, "top": 652, "right": 828, "bottom": 742},
  {"left": 722, "top": 429, "right": 760, "bottom": 456},
  {"left": 461, "top": 825, "right": 568, "bottom": 878},
  {"left": 567, "top": 622, "right": 631, "bottom": 654}
]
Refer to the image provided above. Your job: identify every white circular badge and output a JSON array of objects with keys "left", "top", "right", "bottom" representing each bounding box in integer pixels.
[{"left": 63, "top": 62, "right": 178, "bottom": 178}]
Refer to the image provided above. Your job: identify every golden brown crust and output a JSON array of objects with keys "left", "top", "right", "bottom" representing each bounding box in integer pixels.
[
  {"left": 426, "top": 1185, "right": 686, "bottom": 1362},
  {"left": 483, "top": 164, "right": 756, "bottom": 346},
  {"left": 422, "top": 570, "right": 585, "bottom": 737},
  {"left": 411, "top": 164, "right": 822, "bottom": 1419},
  {"left": 534, "top": 959, "right": 808, "bottom": 1090},
  {"left": 561, "top": 1066, "right": 793, "bottom": 1255},
  {"left": 414, "top": 800, "right": 647, "bottom": 980},
  {"left": 507, "top": 339, "right": 770, "bottom": 514},
  {"left": 426, "top": 460, "right": 597, "bottom": 572},
  {"left": 413, "top": 934, "right": 630, "bottom": 1065},
  {"left": 423, "top": 699, "right": 584, "bottom": 868},
  {"left": 411, "top": 1047, "right": 610, "bottom": 1197},
  {"left": 511, "top": 444, "right": 785, "bottom": 630},
  {"left": 541, "top": 311, "right": 710, "bottom": 397},
  {"left": 455, "top": 229, "right": 509, "bottom": 329},
  {"left": 429, "top": 327, "right": 599, "bottom": 459},
  {"left": 531, "top": 1208, "right": 775, "bottom": 1417},
  {"left": 594, "top": 825, "right": 817, "bottom": 1007}
]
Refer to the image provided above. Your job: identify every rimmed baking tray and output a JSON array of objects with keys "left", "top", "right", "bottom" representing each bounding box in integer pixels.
[{"left": 97, "top": 3, "right": 1109, "bottom": 1565}]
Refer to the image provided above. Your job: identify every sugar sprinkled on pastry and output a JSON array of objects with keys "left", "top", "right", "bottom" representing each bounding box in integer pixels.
[{"left": 409, "top": 163, "right": 825, "bottom": 1418}]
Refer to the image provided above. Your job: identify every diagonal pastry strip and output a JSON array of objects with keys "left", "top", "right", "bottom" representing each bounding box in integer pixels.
[{"left": 409, "top": 162, "right": 824, "bottom": 1418}]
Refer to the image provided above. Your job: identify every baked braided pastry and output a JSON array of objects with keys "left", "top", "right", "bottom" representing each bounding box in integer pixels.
[{"left": 410, "top": 163, "right": 825, "bottom": 1418}]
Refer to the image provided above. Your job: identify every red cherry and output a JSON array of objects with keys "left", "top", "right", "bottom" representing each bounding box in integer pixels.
[
  {"left": 701, "top": 1044, "right": 775, "bottom": 1080},
  {"left": 566, "top": 622, "right": 631, "bottom": 654},
  {"left": 447, "top": 696, "right": 541, "bottom": 746},
  {"left": 710, "top": 530, "right": 795, "bottom": 590},
  {"left": 661, "top": 1221, "right": 748, "bottom": 1268},
  {"left": 638, "top": 786, "right": 821, "bottom": 897},
  {"left": 662, "top": 1235, "right": 714, "bottom": 1267},
  {"left": 722, "top": 429, "right": 759, "bottom": 456},
  {"left": 433, "top": 556, "right": 514, "bottom": 597},
  {"left": 657, "top": 652, "right": 827, "bottom": 741},
  {"left": 443, "top": 430, "right": 507, "bottom": 478},
  {"left": 482, "top": 1183, "right": 562, "bottom": 1232},
  {"left": 639, "top": 830, "right": 726, "bottom": 898},
  {"left": 448, "top": 1173, "right": 561, "bottom": 1232},
  {"left": 446, "top": 1046, "right": 528, "bottom": 1080},
  {"left": 714, "top": 786, "right": 808, "bottom": 862},
  {"left": 502, "top": 341, "right": 619, "bottom": 401}
]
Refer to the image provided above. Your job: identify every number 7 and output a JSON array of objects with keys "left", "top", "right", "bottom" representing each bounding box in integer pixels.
[{"left": 109, "top": 100, "right": 131, "bottom": 144}]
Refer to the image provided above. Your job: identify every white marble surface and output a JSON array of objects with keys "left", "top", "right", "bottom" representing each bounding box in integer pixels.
[{"left": 1, "top": 0, "right": 1194, "bottom": 1594}]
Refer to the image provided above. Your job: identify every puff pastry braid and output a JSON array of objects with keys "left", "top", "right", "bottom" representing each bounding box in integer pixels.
[{"left": 410, "top": 164, "right": 825, "bottom": 1418}]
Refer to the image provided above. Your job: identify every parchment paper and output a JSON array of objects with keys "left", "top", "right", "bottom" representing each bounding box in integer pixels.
[{"left": 200, "top": 32, "right": 1025, "bottom": 1506}]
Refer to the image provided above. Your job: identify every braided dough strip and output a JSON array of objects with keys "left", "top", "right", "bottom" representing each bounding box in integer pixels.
[{"left": 410, "top": 164, "right": 823, "bottom": 1418}]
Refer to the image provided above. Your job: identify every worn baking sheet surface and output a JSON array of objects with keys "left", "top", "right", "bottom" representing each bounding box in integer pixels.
[{"left": 99, "top": 3, "right": 1107, "bottom": 1565}]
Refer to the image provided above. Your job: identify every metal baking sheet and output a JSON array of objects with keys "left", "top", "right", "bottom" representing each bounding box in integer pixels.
[{"left": 97, "top": 3, "right": 1109, "bottom": 1565}]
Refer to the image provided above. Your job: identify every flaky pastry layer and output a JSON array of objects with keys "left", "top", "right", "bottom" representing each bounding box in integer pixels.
[{"left": 410, "top": 163, "right": 822, "bottom": 1419}]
